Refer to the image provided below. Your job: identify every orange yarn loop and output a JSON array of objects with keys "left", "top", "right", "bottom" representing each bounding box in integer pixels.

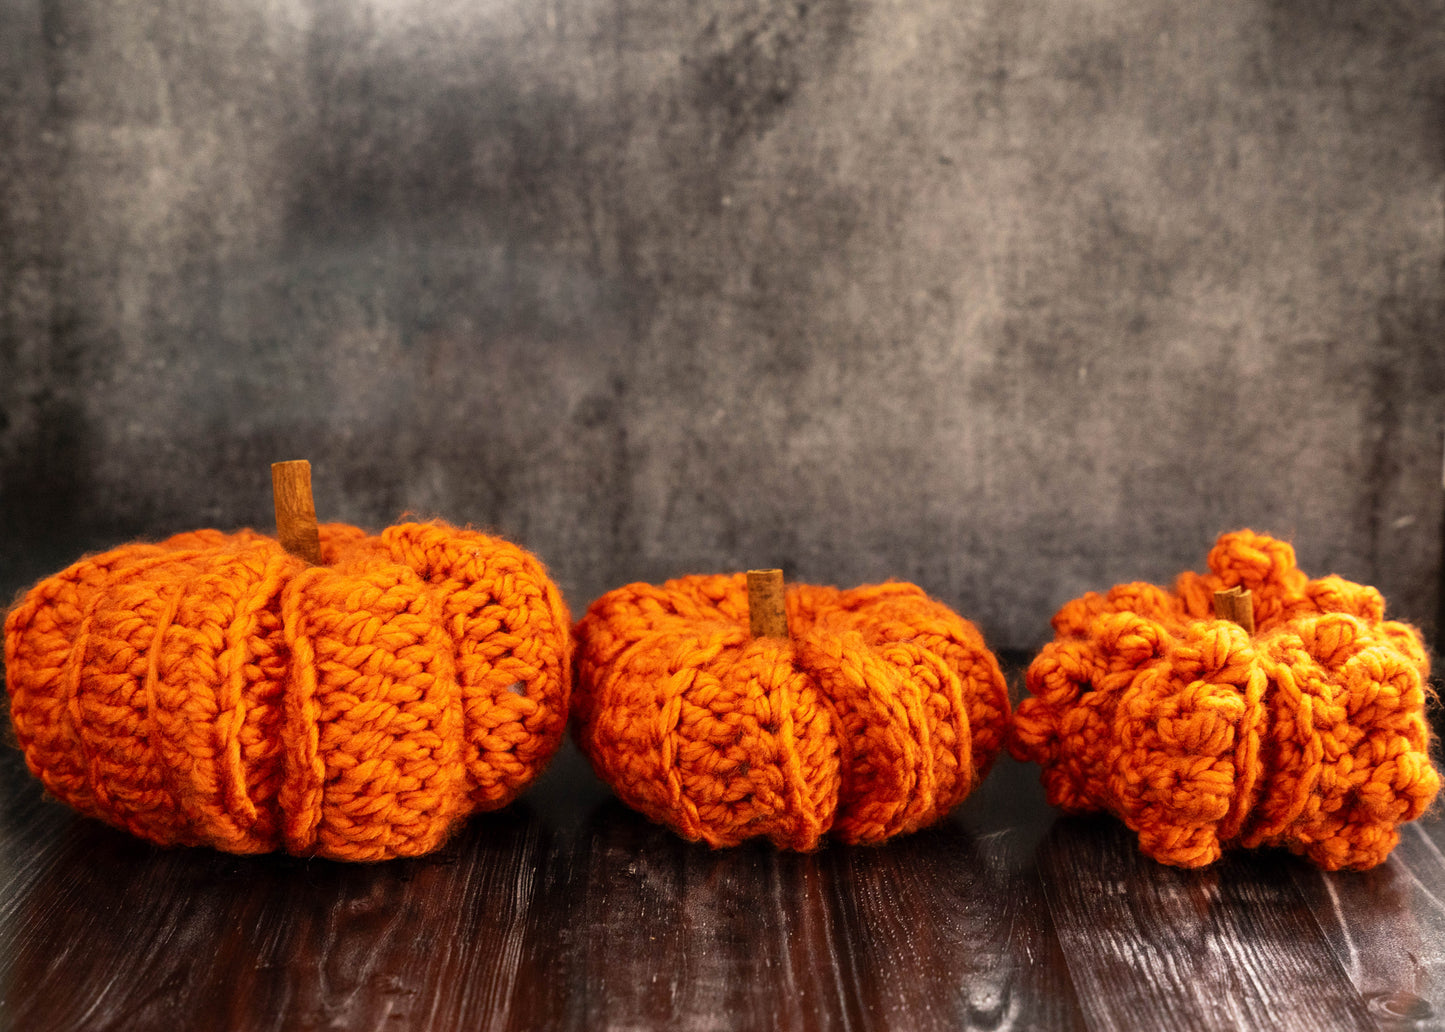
[
  {"left": 4, "top": 521, "right": 572, "bottom": 861},
  {"left": 1011, "top": 530, "right": 1439, "bottom": 870},
  {"left": 573, "top": 574, "right": 1010, "bottom": 849}
]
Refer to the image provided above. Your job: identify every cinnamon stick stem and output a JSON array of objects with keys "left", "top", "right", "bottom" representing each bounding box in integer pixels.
[
  {"left": 747, "top": 569, "right": 789, "bottom": 639},
  {"left": 1213, "top": 586, "right": 1255, "bottom": 635},
  {"left": 271, "top": 460, "right": 321, "bottom": 565}
]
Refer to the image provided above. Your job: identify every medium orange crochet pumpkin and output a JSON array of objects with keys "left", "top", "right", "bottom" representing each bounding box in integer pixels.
[
  {"left": 572, "top": 574, "right": 1010, "bottom": 849},
  {"left": 4, "top": 521, "right": 571, "bottom": 861},
  {"left": 1012, "top": 530, "right": 1439, "bottom": 870}
]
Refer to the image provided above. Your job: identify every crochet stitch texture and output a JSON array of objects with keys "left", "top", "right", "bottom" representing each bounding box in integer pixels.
[
  {"left": 573, "top": 574, "right": 1010, "bottom": 849},
  {"left": 1011, "top": 530, "right": 1439, "bottom": 870},
  {"left": 4, "top": 521, "right": 571, "bottom": 861}
]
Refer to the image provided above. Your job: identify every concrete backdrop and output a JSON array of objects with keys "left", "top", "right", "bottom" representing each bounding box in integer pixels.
[{"left": 2, "top": 0, "right": 1442, "bottom": 652}]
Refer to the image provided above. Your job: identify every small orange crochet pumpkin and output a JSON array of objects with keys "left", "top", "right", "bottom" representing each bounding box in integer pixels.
[
  {"left": 572, "top": 573, "right": 1010, "bottom": 849},
  {"left": 4, "top": 521, "right": 571, "bottom": 861},
  {"left": 1011, "top": 530, "right": 1439, "bottom": 870}
]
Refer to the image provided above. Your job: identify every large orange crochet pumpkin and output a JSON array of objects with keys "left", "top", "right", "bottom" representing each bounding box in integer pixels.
[
  {"left": 572, "top": 574, "right": 1010, "bottom": 849},
  {"left": 4, "top": 521, "right": 571, "bottom": 861},
  {"left": 1011, "top": 530, "right": 1439, "bottom": 870}
]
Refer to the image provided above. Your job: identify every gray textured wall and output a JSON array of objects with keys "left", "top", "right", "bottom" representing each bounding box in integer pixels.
[{"left": 2, "top": 0, "right": 1442, "bottom": 651}]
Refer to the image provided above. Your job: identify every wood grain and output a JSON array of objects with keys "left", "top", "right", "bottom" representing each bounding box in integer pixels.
[
  {"left": 823, "top": 755, "right": 1086, "bottom": 1032},
  {"left": 827, "top": 823, "right": 1086, "bottom": 1031},
  {"left": 0, "top": 793, "right": 561, "bottom": 1031},
  {"left": 1292, "top": 819, "right": 1445, "bottom": 1030},
  {"left": 574, "top": 801, "right": 850, "bottom": 1031},
  {"left": 1038, "top": 816, "right": 1380, "bottom": 1032}
]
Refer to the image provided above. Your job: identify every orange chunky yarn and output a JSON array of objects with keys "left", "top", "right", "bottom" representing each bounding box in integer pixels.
[
  {"left": 4, "top": 521, "right": 571, "bottom": 861},
  {"left": 1012, "top": 530, "right": 1439, "bottom": 870},
  {"left": 572, "top": 575, "right": 1010, "bottom": 849}
]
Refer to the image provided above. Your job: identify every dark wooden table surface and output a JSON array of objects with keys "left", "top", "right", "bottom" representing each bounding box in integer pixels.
[{"left": 1, "top": 660, "right": 1442, "bottom": 1032}]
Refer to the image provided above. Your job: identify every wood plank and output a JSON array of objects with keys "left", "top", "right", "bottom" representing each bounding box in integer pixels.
[
  {"left": 0, "top": 816, "right": 235, "bottom": 1030},
  {"left": 1039, "top": 815, "right": 1381, "bottom": 1032},
  {"left": 0, "top": 750, "right": 84, "bottom": 933},
  {"left": 0, "top": 789, "right": 561, "bottom": 1031},
  {"left": 219, "top": 808, "right": 557, "bottom": 1032},
  {"left": 1292, "top": 816, "right": 1445, "bottom": 1031},
  {"left": 825, "top": 756, "right": 1087, "bottom": 1031},
  {"left": 570, "top": 753, "right": 1086, "bottom": 1032},
  {"left": 573, "top": 799, "right": 851, "bottom": 1032}
]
